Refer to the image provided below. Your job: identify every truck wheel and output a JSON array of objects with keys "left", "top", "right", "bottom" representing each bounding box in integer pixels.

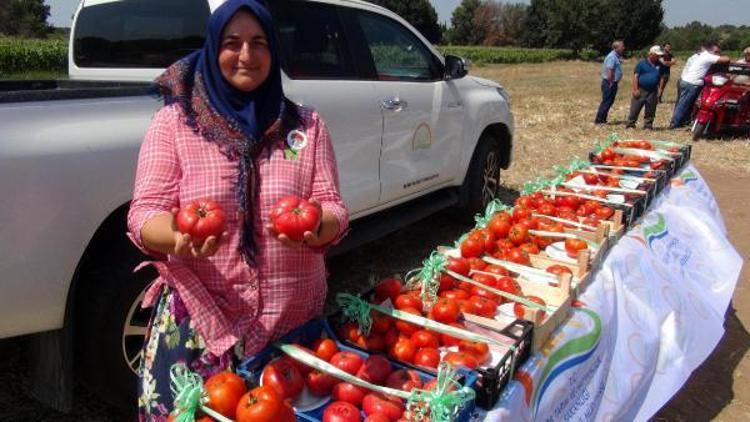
[
  {"left": 74, "top": 232, "right": 155, "bottom": 410},
  {"left": 692, "top": 122, "right": 706, "bottom": 141},
  {"left": 457, "top": 134, "right": 502, "bottom": 221}
]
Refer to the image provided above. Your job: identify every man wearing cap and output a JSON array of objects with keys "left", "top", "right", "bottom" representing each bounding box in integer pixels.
[
  {"left": 732, "top": 46, "right": 750, "bottom": 85},
  {"left": 626, "top": 46, "right": 666, "bottom": 129},
  {"left": 670, "top": 41, "right": 731, "bottom": 129},
  {"left": 595, "top": 40, "right": 625, "bottom": 124}
]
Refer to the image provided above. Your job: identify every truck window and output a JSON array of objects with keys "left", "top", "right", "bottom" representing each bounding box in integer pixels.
[
  {"left": 354, "top": 11, "right": 441, "bottom": 82},
  {"left": 73, "top": 0, "right": 209, "bottom": 68},
  {"left": 270, "top": 1, "right": 356, "bottom": 80}
]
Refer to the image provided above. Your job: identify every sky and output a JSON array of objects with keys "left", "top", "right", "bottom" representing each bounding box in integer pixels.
[{"left": 47, "top": 0, "right": 749, "bottom": 28}]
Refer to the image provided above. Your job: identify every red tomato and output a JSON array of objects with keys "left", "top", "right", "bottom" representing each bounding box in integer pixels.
[
  {"left": 547, "top": 264, "right": 572, "bottom": 276},
  {"left": 601, "top": 147, "right": 616, "bottom": 161},
  {"left": 443, "top": 352, "right": 480, "bottom": 370},
  {"left": 595, "top": 206, "right": 614, "bottom": 219},
  {"left": 330, "top": 352, "right": 364, "bottom": 375},
  {"left": 513, "top": 207, "right": 532, "bottom": 223},
  {"left": 471, "top": 272, "right": 497, "bottom": 287},
  {"left": 331, "top": 383, "right": 368, "bottom": 408},
  {"left": 460, "top": 236, "right": 484, "bottom": 258},
  {"left": 414, "top": 347, "right": 441, "bottom": 369},
  {"left": 508, "top": 248, "right": 531, "bottom": 265},
  {"left": 384, "top": 328, "right": 402, "bottom": 348},
  {"left": 562, "top": 195, "right": 581, "bottom": 209},
  {"left": 440, "top": 289, "right": 469, "bottom": 301},
  {"left": 467, "top": 257, "right": 487, "bottom": 271},
  {"left": 394, "top": 307, "right": 421, "bottom": 336},
  {"left": 410, "top": 330, "right": 439, "bottom": 349},
  {"left": 485, "top": 264, "right": 509, "bottom": 277},
  {"left": 364, "top": 414, "right": 391, "bottom": 422},
  {"left": 389, "top": 338, "right": 417, "bottom": 363},
  {"left": 508, "top": 224, "right": 529, "bottom": 246},
  {"left": 356, "top": 354, "right": 393, "bottom": 385},
  {"left": 583, "top": 173, "right": 600, "bottom": 185},
  {"left": 362, "top": 393, "right": 404, "bottom": 421},
  {"left": 445, "top": 257, "right": 470, "bottom": 276},
  {"left": 557, "top": 209, "right": 578, "bottom": 221},
  {"left": 371, "top": 313, "right": 393, "bottom": 334},
  {"left": 469, "top": 296, "right": 498, "bottom": 317},
  {"left": 495, "top": 276, "right": 522, "bottom": 298},
  {"left": 471, "top": 229, "right": 496, "bottom": 254},
  {"left": 357, "top": 333, "right": 386, "bottom": 352},
  {"left": 394, "top": 294, "right": 423, "bottom": 312},
  {"left": 261, "top": 359, "right": 304, "bottom": 400},
  {"left": 431, "top": 298, "right": 460, "bottom": 323},
  {"left": 323, "top": 401, "right": 361, "bottom": 422},
  {"left": 519, "top": 218, "right": 539, "bottom": 231},
  {"left": 306, "top": 370, "right": 338, "bottom": 396},
  {"left": 564, "top": 238, "right": 588, "bottom": 258},
  {"left": 312, "top": 338, "right": 340, "bottom": 362},
  {"left": 204, "top": 371, "right": 248, "bottom": 419},
  {"left": 440, "top": 322, "right": 466, "bottom": 347},
  {"left": 438, "top": 273, "right": 456, "bottom": 292},
  {"left": 537, "top": 203, "right": 557, "bottom": 216},
  {"left": 515, "top": 196, "right": 535, "bottom": 209},
  {"left": 386, "top": 369, "right": 423, "bottom": 392},
  {"left": 269, "top": 195, "right": 321, "bottom": 242},
  {"left": 488, "top": 214, "right": 512, "bottom": 239},
  {"left": 176, "top": 199, "right": 227, "bottom": 243},
  {"left": 235, "top": 385, "right": 282, "bottom": 422},
  {"left": 582, "top": 215, "right": 601, "bottom": 228},
  {"left": 374, "top": 278, "right": 402, "bottom": 304},
  {"left": 458, "top": 298, "right": 478, "bottom": 314},
  {"left": 458, "top": 341, "right": 490, "bottom": 365},
  {"left": 470, "top": 285, "right": 499, "bottom": 302},
  {"left": 496, "top": 238, "right": 515, "bottom": 252},
  {"left": 519, "top": 242, "right": 540, "bottom": 256},
  {"left": 514, "top": 296, "right": 547, "bottom": 320}
]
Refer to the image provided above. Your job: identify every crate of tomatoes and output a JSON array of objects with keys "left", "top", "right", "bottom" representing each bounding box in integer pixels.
[
  {"left": 328, "top": 261, "right": 543, "bottom": 410},
  {"left": 235, "top": 318, "right": 479, "bottom": 422}
]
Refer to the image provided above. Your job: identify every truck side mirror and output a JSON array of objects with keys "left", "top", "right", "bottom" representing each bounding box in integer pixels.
[{"left": 445, "top": 55, "right": 468, "bottom": 80}]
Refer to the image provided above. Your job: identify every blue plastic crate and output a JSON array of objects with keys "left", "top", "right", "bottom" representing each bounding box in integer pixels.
[{"left": 236, "top": 318, "right": 478, "bottom": 421}]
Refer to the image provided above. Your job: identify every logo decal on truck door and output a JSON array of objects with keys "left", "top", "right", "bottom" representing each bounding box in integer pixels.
[{"left": 412, "top": 123, "right": 432, "bottom": 150}]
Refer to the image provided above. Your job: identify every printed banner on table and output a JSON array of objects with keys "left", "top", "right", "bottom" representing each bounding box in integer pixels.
[{"left": 480, "top": 164, "right": 743, "bottom": 421}]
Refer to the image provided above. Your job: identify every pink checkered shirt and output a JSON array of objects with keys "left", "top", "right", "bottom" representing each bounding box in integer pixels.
[{"left": 127, "top": 103, "right": 348, "bottom": 357}]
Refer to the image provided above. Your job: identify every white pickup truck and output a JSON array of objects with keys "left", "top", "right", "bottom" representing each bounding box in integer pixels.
[{"left": 0, "top": 0, "right": 514, "bottom": 410}]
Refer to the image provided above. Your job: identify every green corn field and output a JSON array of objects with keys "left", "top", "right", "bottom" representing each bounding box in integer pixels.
[{"left": 0, "top": 38, "right": 67, "bottom": 74}]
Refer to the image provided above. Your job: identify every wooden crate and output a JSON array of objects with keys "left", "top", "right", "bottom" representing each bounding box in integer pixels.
[{"left": 466, "top": 273, "right": 573, "bottom": 353}]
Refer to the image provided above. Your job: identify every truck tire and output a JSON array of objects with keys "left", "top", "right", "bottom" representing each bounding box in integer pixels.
[
  {"left": 457, "top": 133, "right": 502, "bottom": 221},
  {"left": 74, "top": 228, "right": 155, "bottom": 410},
  {"left": 692, "top": 122, "right": 706, "bottom": 141}
]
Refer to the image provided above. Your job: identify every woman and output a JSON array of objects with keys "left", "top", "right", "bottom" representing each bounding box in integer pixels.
[{"left": 126, "top": 0, "right": 348, "bottom": 418}]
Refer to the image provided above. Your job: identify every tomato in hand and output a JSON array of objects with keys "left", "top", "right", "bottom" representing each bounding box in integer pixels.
[
  {"left": 386, "top": 369, "right": 423, "bottom": 392},
  {"left": 356, "top": 354, "right": 393, "bottom": 385},
  {"left": 261, "top": 359, "right": 304, "bottom": 400},
  {"left": 564, "top": 238, "right": 588, "bottom": 258},
  {"left": 431, "top": 298, "right": 460, "bottom": 323},
  {"left": 443, "top": 351, "right": 480, "bottom": 370},
  {"left": 176, "top": 199, "right": 227, "bottom": 243},
  {"left": 204, "top": 371, "right": 247, "bottom": 419},
  {"left": 514, "top": 296, "right": 547, "bottom": 320},
  {"left": 270, "top": 195, "right": 321, "bottom": 242},
  {"left": 410, "top": 330, "right": 439, "bottom": 349},
  {"left": 235, "top": 385, "right": 282, "bottom": 422},
  {"left": 323, "top": 401, "right": 361, "bottom": 422},
  {"left": 374, "top": 278, "right": 402, "bottom": 304},
  {"left": 414, "top": 347, "right": 441, "bottom": 369}
]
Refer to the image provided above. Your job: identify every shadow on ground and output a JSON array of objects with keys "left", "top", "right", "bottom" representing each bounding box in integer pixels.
[{"left": 651, "top": 306, "right": 750, "bottom": 421}]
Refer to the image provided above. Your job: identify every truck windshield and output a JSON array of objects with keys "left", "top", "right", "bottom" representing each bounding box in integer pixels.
[{"left": 73, "top": 0, "right": 209, "bottom": 68}]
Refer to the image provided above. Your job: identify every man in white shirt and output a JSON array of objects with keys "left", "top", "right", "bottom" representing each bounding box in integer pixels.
[{"left": 670, "top": 42, "right": 731, "bottom": 129}]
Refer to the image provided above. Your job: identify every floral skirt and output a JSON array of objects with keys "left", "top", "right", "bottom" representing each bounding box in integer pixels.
[{"left": 137, "top": 287, "right": 242, "bottom": 421}]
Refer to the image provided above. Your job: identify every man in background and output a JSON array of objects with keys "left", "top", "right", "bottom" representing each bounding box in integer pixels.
[
  {"left": 595, "top": 40, "right": 625, "bottom": 124},
  {"left": 670, "top": 41, "right": 731, "bottom": 129},
  {"left": 732, "top": 46, "right": 750, "bottom": 85},
  {"left": 658, "top": 42, "right": 676, "bottom": 102},
  {"left": 627, "top": 46, "right": 665, "bottom": 130}
]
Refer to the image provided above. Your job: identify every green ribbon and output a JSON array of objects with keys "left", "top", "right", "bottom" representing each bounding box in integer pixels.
[
  {"left": 593, "top": 133, "right": 620, "bottom": 154},
  {"left": 407, "top": 362, "right": 476, "bottom": 422},
  {"left": 474, "top": 198, "right": 512, "bottom": 228},
  {"left": 405, "top": 251, "right": 447, "bottom": 306},
  {"left": 336, "top": 293, "right": 375, "bottom": 336},
  {"left": 169, "top": 364, "right": 232, "bottom": 422}
]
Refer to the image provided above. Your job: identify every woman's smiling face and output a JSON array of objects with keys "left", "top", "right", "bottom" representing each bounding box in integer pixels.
[{"left": 218, "top": 9, "right": 272, "bottom": 92}]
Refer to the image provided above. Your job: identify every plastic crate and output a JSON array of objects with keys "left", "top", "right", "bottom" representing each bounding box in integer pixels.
[
  {"left": 236, "top": 318, "right": 478, "bottom": 421},
  {"left": 327, "top": 289, "right": 534, "bottom": 410}
]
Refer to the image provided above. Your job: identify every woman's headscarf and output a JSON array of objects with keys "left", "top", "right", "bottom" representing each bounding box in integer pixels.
[{"left": 153, "top": 0, "right": 287, "bottom": 263}]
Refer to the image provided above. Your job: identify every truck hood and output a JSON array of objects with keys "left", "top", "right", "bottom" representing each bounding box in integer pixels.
[{"left": 469, "top": 75, "right": 503, "bottom": 90}]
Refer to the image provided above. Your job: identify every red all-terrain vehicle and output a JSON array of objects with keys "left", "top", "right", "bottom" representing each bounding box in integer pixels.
[{"left": 692, "top": 63, "right": 750, "bottom": 140}]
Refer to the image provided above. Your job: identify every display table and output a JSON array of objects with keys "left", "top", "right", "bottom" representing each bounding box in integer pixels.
[{"left": 481, "top": 165, "right": 743, "bottom": 421}]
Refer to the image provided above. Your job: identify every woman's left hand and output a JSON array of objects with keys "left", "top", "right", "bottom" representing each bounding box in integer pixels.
[{"left": 266, "top": 198, "right": 330, "bottom": 248}]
